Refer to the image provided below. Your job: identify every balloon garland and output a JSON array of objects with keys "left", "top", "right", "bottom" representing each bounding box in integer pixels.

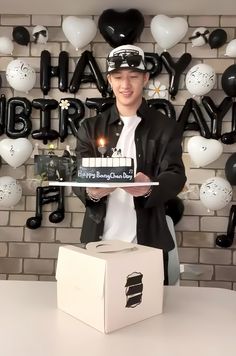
[{"left": 0, "top": 11, "right": 234, "bottom": 235}]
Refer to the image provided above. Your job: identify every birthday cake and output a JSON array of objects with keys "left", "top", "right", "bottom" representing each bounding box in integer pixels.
[{"left": 76, "top": 156, "right": 134, "bottom": 183}]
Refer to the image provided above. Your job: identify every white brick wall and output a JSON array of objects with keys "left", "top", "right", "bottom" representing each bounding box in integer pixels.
[{"left": 0, "top": 14, "right": 235, "bottom": 286}]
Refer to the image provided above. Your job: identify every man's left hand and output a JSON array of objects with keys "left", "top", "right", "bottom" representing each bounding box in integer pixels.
[{"left": 122, "top": 172, "right": 152, "bottom": 197}]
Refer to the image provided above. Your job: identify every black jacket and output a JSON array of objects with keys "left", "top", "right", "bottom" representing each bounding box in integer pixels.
[{"left": 73, "top": 99, "right": 186, "bottom": 252}]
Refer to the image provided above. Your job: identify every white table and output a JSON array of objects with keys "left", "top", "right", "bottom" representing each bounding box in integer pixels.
[{"left": 0, "top": 281, "right": 236, "bottom": 356}]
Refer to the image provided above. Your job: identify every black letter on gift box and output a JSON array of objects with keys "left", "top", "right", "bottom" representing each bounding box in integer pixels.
[{"left": 125, "top": 272, "right": 143, "bottom": 308}]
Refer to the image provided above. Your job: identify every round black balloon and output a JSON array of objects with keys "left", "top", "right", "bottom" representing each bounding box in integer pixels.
[
  {"left": 209, "top": 29, "right": 227, "bottom": 49},
  {"left": 98, "top": 9, "right": 144, "bottom": 47},
  {"left": 225, "top": 153, "right": 236, "bottom": 185},
  {"left": 12, "top": 26, "right": 30, "bottom": 46},
  {"left": 215, "top": 234, "right": 234, "bottom": 248},
  {"left": 221, "top": 130, "right": 236, "bottom": 145},
  {"left": 221, "top": 64, "right": 236, "bottom": 97},
  {"left": 165, "top": 197, "right": 184, "bottom": 225}
]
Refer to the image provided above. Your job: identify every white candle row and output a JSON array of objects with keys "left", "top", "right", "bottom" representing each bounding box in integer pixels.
[{"left": 82, "top": 157, "right": 132, "bottom": 167}]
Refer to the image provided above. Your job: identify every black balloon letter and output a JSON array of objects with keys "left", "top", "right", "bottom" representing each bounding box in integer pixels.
[
  {"left": 59, "top": 98, "right": 85, "bottom": 141},
  {"left": 6, "top": 97, "right": 32, "bottom": 138},
  {"left": 161, "top": 52, "right": 192, "bottom": 100},
  {"left": 31, "top": 99, "right": 59, "bottom": 144},
  {"left": 201, "top": 96, "right": 232, "bottom": 139},
  {"left": 0, "top": 94, "right": 6, "bottom": 136},
  {"left": 40, "top": 50, "right": 69, "bottom": 95},
  {"left": 69, "top": 50, "right": 107, "bottom": 96},
  {"left": 177, "top": 98, "right": 211, "bottom": 138}
]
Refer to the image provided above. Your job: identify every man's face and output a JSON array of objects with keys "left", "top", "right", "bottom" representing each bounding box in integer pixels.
[{"left": 107, "top": 69, "right": 149, "bottom": 110}]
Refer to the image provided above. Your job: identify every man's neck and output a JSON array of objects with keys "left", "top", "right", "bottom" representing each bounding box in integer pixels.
[{"left": 116, "top": 98, "right": 142, "bottom": 117}]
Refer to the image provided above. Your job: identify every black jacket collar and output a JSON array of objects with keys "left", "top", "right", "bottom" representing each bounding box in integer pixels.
[{"left": 108, "top": 98, "right": 149, "bottom": 125}]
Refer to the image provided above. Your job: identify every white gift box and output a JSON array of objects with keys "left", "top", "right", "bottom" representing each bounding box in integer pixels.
[{"left": 56, "top": 240, "right": 164, "bottom": 334}]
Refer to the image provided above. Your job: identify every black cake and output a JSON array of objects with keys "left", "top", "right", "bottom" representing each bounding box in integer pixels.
[{"left": 76, "top": 157, "right": 134, "bottom": 183}]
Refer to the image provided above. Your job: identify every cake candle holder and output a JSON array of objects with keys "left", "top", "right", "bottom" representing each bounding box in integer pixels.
[{"left": 97, "top": 138, "right": 107, "bottom": 158}]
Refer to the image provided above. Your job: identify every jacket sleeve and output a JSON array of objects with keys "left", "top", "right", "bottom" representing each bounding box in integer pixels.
[
  {"left": 142, "top": 123, "right": 186, "bottom": 208},
  {"left": 72, "top": 120, "right": 96, "bottom": 206}
]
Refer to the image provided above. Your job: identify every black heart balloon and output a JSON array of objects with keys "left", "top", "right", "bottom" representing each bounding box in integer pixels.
[{"left": 98, "top": 9, "right": 144, "bottom": 47}]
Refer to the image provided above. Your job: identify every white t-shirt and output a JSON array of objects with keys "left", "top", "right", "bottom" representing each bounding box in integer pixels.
[{"left": 102, "top": 115, "right": 141, "bottom": 242}]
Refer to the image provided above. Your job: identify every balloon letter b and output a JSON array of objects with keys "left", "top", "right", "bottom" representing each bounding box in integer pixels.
[{"left": 6, "top": 97, "right": 32, "bottom": 138}]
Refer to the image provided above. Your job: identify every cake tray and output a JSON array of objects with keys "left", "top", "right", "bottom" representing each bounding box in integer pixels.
[{"left": 48, "top": 181, "right": 159, "bottom": 188}]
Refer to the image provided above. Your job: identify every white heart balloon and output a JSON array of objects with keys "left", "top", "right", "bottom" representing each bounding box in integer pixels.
[
  {"left": 200, "top": 177, "right": 232, "bottom": 211},
  {"left": 0, "top": 138, "right": 33, "bottom": 168},
  {"left": 0, "top": 36, "right": 14, "bottom": 55},
  {"left": 150, "top": 14, "right": 188, "bottom": 50},
  {"left": 225, "top": 39, "right": 236, "bottom": 57},
  {"left": 62, "top": 16, "right": 97, "bottom": 50},
  {"left": 187, "top": 136, "right": 223, "bottom": 167},
  {"left": 0, "top": 176, "right": 22, "bottom": 208}
]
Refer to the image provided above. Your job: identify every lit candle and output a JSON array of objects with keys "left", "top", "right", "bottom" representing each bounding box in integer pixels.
[
  {"left": 97, "top": 137, "right": 107, "bottom": 158},
  {"left": 98, "top": 138, "right": 105, "bottom": 147}
]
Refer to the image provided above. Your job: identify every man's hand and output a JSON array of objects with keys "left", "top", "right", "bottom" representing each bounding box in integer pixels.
[
  {"left": 86, "top": 187, "right": 116, "bottom": 200},
  {"left": 122, "top": 172, "right": 152, "bottom": 197}
]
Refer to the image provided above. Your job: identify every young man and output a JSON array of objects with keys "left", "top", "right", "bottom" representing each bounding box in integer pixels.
[{"left": 73, "top": 45, "right": 186, "bottom": 284}]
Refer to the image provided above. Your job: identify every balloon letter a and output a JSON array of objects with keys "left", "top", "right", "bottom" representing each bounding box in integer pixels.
[{"left": 69, "top": 50, "right": 107, "bottom": 96}]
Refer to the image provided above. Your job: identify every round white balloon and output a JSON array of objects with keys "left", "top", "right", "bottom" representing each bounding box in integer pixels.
[
  {"left": 0, "top": 138, "right": 33, "bottom": 168},
  {"left": 32, "top": 25, "right": 48, "bottom": 44},
  {"left": 200, "top": 177, "right": 232, "bottom": 211},
  {"left": 186, "top": 63, "right": 216, "bottom": 96},
  {"left": 150, "top": 14, "right": 188, "bottom": 50},
  {"left": 0, "top": 176, "right": 22, "bottom": 208},
  {"left": 225, "top": 39, "right": 236, "bottom": 57},
  {"left": 190, "top": 27, "right": 209, "bottom": 47},
  {"left": 62, "top": 16, "right": 97, "bottom": 50},
  {"left": 0, "top": 36, "right": 14, "bottom": 55},
  {"left": 6, "top": 59, "right": 36, "bottom": 93},
  {"left": 187, "top": 136, "right": 223, "bottom": 167}
]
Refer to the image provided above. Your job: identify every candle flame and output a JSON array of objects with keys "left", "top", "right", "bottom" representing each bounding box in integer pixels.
[{"left": 98, "top": 138, "right": 106, "bottom": 147}]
